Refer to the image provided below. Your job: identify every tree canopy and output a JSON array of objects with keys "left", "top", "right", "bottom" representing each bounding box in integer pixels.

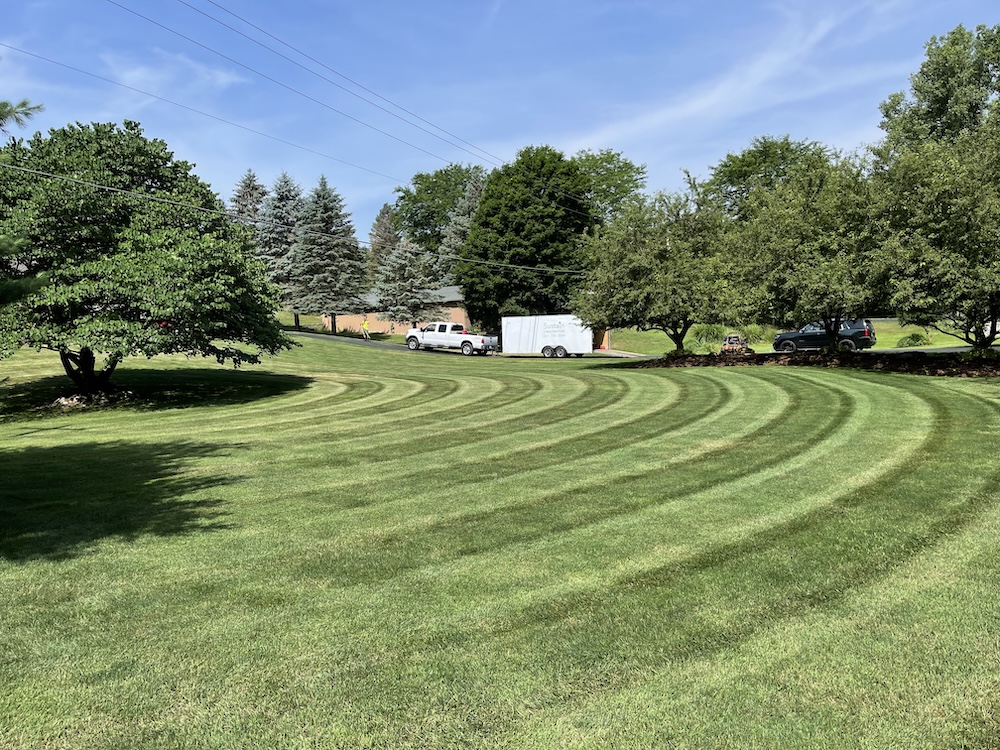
[
  {"left": 707, "top": 135, "right": 829, "bottom": 219},
  {"left": 879, "top": 24, "right": 1000, "bottom": 151},
  {"left": 734, "top": 150, "right": 876, "bottom": 338},
  {"left": 572, "top": 186, "right": 729, "bottom": 351},
  {"left": 875, "top": 120, "right": 1000, "bottom": 347},
  {"left": 455, "top": 145, "right": 594, "bottom": 331},
  {"left": 0, "top": 121, "right": 292, "bottom": 393},
  {"left": 394, "top": 164, "right": 484, "bottom": 257}
]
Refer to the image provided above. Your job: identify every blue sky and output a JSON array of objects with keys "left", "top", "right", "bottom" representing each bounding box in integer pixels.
[{"left": 2, "top": 0, "right": 998, "bottom": 238}]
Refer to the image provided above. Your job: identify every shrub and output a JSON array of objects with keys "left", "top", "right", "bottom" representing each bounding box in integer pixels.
[
  {"left": 689, "top": 324, "right": 728, "bottom": 352},
  {"left": 736, "top": 324, "right": 766, "bottom": 344},
  {"left": 896, "top": 332, "right": 931, "bottom": 348}
]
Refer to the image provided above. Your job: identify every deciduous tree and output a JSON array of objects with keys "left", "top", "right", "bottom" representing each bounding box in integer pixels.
[
  {"left": 572, "top": 186, "right": 729, "bottom": 351},
  {"left": 736, "top": 151, "right": 876, "bottom": 342},
  {"left": 0, "top": 121, "right": 292, "bottom": 394},
  {"left": 456, "top": 146, "right": 594, "bottom": 331},
  {"left": 876, "top": 124, "right": 1000, "bottom": 348}
]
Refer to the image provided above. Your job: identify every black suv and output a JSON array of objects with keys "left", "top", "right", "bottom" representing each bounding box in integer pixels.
[{"left": 772, "top": 318, "right": 876, "bottom": 352}]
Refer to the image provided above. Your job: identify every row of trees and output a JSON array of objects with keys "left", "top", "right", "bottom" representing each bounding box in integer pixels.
[
  {"left": 229, "top": 170, "right": 367, "bottom": 330},
  {"left": 575, "top": 23, "right": 1000, "bottom": 351},
  {"left": 2, "top": 22, "right": 996, "bottom": 397},
  {"left": 228, "top": 146, "right": 647, "bottom": 333}
]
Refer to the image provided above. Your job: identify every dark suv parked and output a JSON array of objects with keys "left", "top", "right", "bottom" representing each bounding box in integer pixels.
[{"left": 772, "top": 318, "right": 876, "bottom": 352}]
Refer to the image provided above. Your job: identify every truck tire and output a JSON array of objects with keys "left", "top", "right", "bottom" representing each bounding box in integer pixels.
[
  {"left": 407, "top": 337, "right": 420, "bottom": 350},
  {"left": 542, "top": 346, "right": 554, "bottom": 358},
  {"left": 461, "top": 342, "right": 474, "bottom": 356},
  {"left": 555, "top": 346, "right": 568, "bottom": 358}
]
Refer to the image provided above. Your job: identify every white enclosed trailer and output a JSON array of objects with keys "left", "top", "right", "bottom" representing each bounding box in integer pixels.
[{"left": 500, "top": 314, "right": 594, "bottom": 357}]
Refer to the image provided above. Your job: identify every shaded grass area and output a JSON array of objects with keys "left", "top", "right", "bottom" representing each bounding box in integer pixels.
[
  {"left": 2, "top": 339, "right": 999, "bottom": 748},
  {"left": 0, "top": 441, "right": 233, "bottom": 561}
]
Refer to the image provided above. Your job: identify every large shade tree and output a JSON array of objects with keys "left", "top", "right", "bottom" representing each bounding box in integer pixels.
[
  {"left": 735, "top": 150, "right": 877, "bottom": 341},
  {"left": 455, "top": 145, "right": 594, "bottom": 331},
  {"left": 876, "top": 120, "right": 1000, "bottom": 348},
  {"left": 874, "top": 23, "right": 1000, "bottom": 348},
  {"left": 0, "top": 121, "right": 292, "bottom": 394},
  {"left": 572, "top": 185, "right": 730, "bottom": 351}
]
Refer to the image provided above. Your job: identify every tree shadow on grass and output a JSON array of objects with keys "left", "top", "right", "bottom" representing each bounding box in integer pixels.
[
  {"left": 0, "top": 440, "right": 235, "bottom": 562},
  {"left": 0, "top": 368, "right": 313, "bottom": 421}
]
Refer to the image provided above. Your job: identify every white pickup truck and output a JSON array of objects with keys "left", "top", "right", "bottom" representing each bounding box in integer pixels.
[{"left": 406, "top": 322, "right": 499, "bottom": 355}]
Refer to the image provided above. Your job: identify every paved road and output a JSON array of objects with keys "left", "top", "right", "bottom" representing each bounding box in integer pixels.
[{"left": 288, "top": 330, "right": 645, "bottom": 357}]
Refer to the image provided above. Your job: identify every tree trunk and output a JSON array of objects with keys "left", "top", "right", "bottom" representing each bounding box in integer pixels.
[
  {"left": 293, "top": 311, "right": 301, "bottom": 330},
  {"left": 59, "top": 347, "right": 120, "bottom": 395}
]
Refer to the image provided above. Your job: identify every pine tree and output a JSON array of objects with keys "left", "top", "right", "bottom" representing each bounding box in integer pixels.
[
  {"left": 438, "top": 169, "right": 487, "bottom": 283},
  {"left": 256, "top": 172, "right": 303, "bottom": 322},
  {"left": 367, "top": 203, "right": 400, "bottom": 288},
  {"left": 374, "top": 238, "right": 445, "bottom": 328},
  {"left": 228, "top": 169, "right": 268, "bottom": 225},
  {"left": 283, "top": 176, "right": 365, "bottom": 330}
]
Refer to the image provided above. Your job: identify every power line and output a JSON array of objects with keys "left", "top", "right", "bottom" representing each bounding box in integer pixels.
[
  {"left": 173, "top": 0, "right": 504, "bottom": 167},
  {"left": 107, "top": 0, "right": 603, "bottom": 220},
  {"left": 103, "top": 0, "right": 455, "bottom": 165},
  {"left": 0, "top": 162, "right": 584, "bottom": 277},
  {"left": 0, "top": 42, "right": 405, "bottom": 185},
  {"left": 200, "top": 0, "right": 506, "bottom": 166}
]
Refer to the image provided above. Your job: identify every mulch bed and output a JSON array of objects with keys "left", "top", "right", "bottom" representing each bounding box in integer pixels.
[{"left": 625, "top": 350, "right": 1000, "bottom": 377}]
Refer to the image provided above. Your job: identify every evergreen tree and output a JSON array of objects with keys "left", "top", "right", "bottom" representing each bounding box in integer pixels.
[
  {"left": 283, "top": 176, "right": 365, "bottom": 330},
  {"left": 367, "top": 203, "right": 400, "bottom": 288},
  {"left": 438, "top": 169, "right": 487, "bottom": 284},
  {"left": 256, "top": 172, "right": 303, "bottom": 320},
  {"left": 374, "top": 238, "right": 445, "bottom": 329},
  {"left": 228, "top": 169, "right": 268, "bottom": 225},
  {"left": 0, "top": 98, "right": 43, "bottom": 135}
]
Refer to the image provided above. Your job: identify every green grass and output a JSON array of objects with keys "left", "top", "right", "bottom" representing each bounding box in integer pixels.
[{"left": 2, "top": 339, "right": 999, "bottom": 748}]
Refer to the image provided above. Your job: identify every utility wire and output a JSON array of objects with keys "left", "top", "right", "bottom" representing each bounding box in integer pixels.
[
  {"left": 0, "top": 42, "right": 404, "bottom": 184},
  {"left": 200, "top": 0, "right": 506, "bottom": 165},
  {"left": 103, "top": 0, "right": 454, "bottom": 165},
  {"left": 0, "top": 162, "right": 584, "bottom": 276},
  {"left": 173, "top": 0, "right": 503, "bottom": 167},
  {"left": 122, "top": 0, "right": 603, "bottom": 220}
]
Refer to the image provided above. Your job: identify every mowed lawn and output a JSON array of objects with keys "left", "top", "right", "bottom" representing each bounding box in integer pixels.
[{"left": 2, "top": 338, "right": 999, "bottom": 749}]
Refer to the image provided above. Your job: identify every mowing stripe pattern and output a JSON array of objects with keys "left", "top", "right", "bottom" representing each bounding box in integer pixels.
[{"left": 2, "top": 340, "right": 999, "bottom": 749}]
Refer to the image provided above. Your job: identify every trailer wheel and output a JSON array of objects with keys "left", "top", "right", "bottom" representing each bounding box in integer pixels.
[
  {"left": 406, "top": 337, "right": 420, "bottom": 350},
  {"left": 555, "top": 346, "right": 568, "bottom": 358},
  {"left": 542, "top": 346, "right": 554, "bottom": 358}
]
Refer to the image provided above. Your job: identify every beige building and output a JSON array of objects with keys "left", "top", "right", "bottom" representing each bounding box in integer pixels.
[{"left": 321, "top": 286, "right": 471, "bottom": 335}]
